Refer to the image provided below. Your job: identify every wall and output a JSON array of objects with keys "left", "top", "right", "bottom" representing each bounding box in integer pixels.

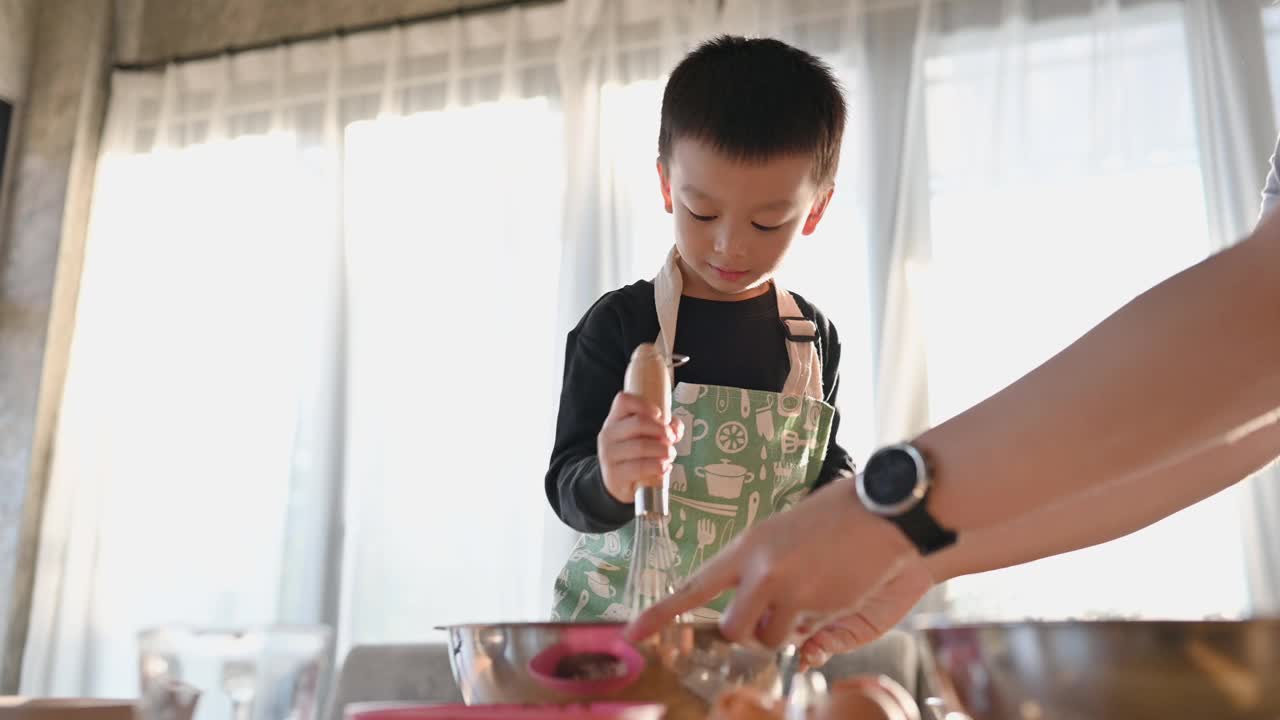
[
  {"left": 0, "top": 0, "right": 40, "bottom": 693},
  {"left": 0, "top": 0, "right": 112, "bottom": 692},
  {"left": 0, "top": 0, "right": 36, "bottom": 100},
  {"left": 122, "top": 0, "right": 508, "bottom": 65}
]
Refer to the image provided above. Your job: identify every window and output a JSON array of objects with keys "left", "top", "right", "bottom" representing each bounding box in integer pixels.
[
  {"left": 923, "top": 3, "right": 1250, "bottom": 621},
  {"left": 1264, "top": 1, "right": 1280, "bottom": 127}
]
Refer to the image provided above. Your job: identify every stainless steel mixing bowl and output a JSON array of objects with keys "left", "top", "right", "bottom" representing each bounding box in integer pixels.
[
  {"left": 438, "top": 622, "right": 779, "bottom": 720},
  {"left": 919, "top": 618, "right": 1280, "bottom": 720}
]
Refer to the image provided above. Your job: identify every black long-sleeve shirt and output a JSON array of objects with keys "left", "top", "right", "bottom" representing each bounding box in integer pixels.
[{"left": 545, "top": 280, "right": 857, "bottom": 534}]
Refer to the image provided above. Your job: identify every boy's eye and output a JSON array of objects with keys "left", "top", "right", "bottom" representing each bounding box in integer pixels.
[
  {"left": 685, "top": 206, "right": 718, "bottom": 222},
  {"left": 752, "top": 222, "right": 784, "bottom": 232}
]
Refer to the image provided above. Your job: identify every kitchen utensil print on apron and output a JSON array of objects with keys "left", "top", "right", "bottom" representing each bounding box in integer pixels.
[
  {"left": 670, "top": 463, "right": 689, "bottom": 492},
  {"left": 716, "top": 387, "right": 732, "bottom": 413},
  {"left": 780, "top": 429, "right": 818, "bottom": 455},
  {"left": 569, "top": 590, "right": 590, "bottom": 620},
  {"left": 672, "top": 406, "right": 709, "bottom": 456},
  {"left": 804, "top": 401, "right": 822, "bottom": 432},
  {"left": 690, "top": 518, "right": 718, "bottom": 569},
  {"left": 586, "top": 571, "right": 616, "bottom": 598},
  {"left": 674, "top": 383, "right": 709, "bottom": 405},
  {"left": 771, "top": 461, "right": 801, "bottom": 505},
  {"left": 697, "top": 460, "right": 753, "bottom": 499},
  {"left": 671, "top": 495, "right": 736, "bottom": 517},
  {"left": 755, "top": 396, "right": 777, "bottom": 441},
  {"left": 552, "top": 248, "right": 835, "bottom": 620},
  {"left": 715, "top": 421, "right": 750, "bottom": 454},
  {"left": 569, "top": 547, "right": 620, "bottom": 571},
  {"left": 602, "top": 533, "right": 622, "bottom": 557},
  {"left": 778, "top": 392, "right": 804, "bottom": 418}
]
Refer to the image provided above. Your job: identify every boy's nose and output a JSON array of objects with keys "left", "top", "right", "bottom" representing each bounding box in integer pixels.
[{"left": 712, "top": 226, "right": 748, "bottom": 257}]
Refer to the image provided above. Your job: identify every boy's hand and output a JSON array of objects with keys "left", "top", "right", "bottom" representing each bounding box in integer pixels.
[{"left": 598, "top": 392, "right": 684, "bottom": 504}]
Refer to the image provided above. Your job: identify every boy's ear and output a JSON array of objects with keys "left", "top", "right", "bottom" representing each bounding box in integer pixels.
[
  {"left": 802, "top": 186, "right": 835, "bottom": 236},
  {"left": 657, "top": 159, "right": 673, "bottom": 214}
]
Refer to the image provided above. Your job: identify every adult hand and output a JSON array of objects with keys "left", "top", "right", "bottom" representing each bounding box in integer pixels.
[
  {"left": 625, "top": 478, "right": 918, "bottom": 647},
  {"left": 797, "top": 561, "right": 936, "bottom": 670}
]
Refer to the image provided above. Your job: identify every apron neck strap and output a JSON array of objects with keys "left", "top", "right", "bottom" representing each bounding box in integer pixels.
[
  {"left": 653, "top": 247, "right": 683, "bottom": 373},
  {"left": 653, "top": 247, "right": 824, "bottom": 400}
]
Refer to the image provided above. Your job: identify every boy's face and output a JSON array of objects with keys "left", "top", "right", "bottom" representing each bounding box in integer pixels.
[{"left": 658, "top": 138, "right": 833, "bottom": 301}]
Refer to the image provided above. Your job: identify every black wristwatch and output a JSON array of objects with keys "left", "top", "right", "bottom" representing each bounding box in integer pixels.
[{"left": 856, "top": 443, "right": 957, "bottom": 555}]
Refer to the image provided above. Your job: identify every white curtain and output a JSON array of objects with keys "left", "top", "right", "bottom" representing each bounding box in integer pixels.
[
  {"left": 1241, "top": 0, "right": 1280, "bottom": 616},
  {"left": 337, "top": 15, "right": 567, "bottom": 648},
  {"left": 916, "top": 0, "right": 1261, "bottom": 620},
  {"left": 22, "top": 4, "right": 568, "bottom": 696},
  {"left": 22, "top": 60, "right": 347, "bottom": 696}
]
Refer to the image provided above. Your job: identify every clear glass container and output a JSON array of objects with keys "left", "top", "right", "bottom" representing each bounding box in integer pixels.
[{"left": 137, "top": 625, "right": 330, "bottom": 720}]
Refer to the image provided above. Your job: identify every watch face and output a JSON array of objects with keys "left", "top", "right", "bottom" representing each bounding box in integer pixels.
[{"left": 863, "top": 447, "right": 920, "bottom": 506}]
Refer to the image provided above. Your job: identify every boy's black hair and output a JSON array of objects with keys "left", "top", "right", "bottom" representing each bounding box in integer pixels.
[{"left": 658, "top": 35, "right": 847, "bottom": 184}]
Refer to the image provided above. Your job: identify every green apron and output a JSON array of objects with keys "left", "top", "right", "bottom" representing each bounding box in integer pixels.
[{"left": 552, "top": 248, "right": 836, "bottom": 622}]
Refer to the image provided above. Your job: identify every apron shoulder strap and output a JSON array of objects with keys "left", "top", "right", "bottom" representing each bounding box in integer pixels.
[
  {"left": 776, "top": 288, "right": 825, "bottom": 401},
  {"left": 654, "top": 248, "right": 825, "bottom": 400},
  {"left": 653, "top": 248, "right": 683, "bottom": 381}
]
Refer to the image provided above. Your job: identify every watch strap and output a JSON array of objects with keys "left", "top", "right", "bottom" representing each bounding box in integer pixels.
[{"left": 891, "top": 490, "right": 956, "bottom": 555}]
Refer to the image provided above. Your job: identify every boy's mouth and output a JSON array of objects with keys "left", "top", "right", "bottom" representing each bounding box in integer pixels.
[{"left": 709, "top": 264, "right": 749, "bottom": 282}]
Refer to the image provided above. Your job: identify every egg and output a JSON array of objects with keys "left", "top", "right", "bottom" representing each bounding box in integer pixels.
[{"left": 706, "top": 686, "right": 782, "bottom": 720}]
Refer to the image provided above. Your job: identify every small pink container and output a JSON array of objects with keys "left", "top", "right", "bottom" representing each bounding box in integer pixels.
[
  {"left": 345, "top": 702, "right": 665, "bottom": 720},
  {"left": 526, "top": 626, "right": 646, "bottom": 697}
]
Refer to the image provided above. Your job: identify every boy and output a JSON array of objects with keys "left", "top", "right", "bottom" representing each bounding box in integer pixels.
[{"left": 548, "top": 35, "right": 856, "bottom": 621}]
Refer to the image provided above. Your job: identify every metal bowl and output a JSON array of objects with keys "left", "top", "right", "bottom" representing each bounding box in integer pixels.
[
  {"left": 438, "top": 622, "right": 780, "bottom": 720},
  {"left": 918, "top": 618, "right": 1280, "bottom": 720}
]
